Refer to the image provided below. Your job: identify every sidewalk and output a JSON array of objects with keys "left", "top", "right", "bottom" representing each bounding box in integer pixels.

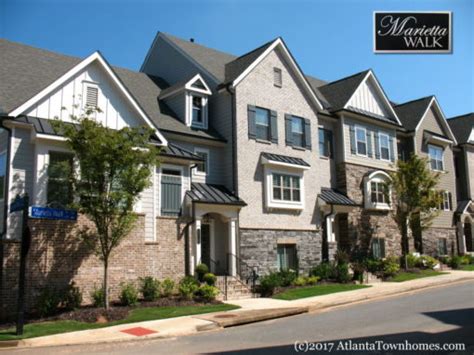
[{"left": 2, "top": 270, "right": 473, "bottom": 349}]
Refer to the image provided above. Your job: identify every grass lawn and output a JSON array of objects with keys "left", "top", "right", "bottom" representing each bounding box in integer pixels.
[
  {"left": 0, "top": 303, "right": 239, "bottom": 341},
  {"left": 272, "top": 284, "right": 371, "bottom": 301},
  {"left": 390, "top": 270, "right": 448, "bottom": 282},
  {"left": 461, "top": 264, "right": 474, "bottom": 271}
]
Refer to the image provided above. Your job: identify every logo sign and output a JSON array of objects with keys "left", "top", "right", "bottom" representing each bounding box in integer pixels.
[
  {"left": 30, "top": 206, "right": 78, "bottom": 221},
  {"left": 374, "top": 12, "right": 452, "bottom": 53},
  {"left": 10, "top": 196, "right": 27, "bottom": 213}
]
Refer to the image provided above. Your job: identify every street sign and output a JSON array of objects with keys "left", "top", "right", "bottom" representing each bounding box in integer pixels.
[
  {"left": 10, "top": 195, "right": 27, "bottom": 213},
  {"left": 30, "top": 206, "right": 78, "bottom": 221}
]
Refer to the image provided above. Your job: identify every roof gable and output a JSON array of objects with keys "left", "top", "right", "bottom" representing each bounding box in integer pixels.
[
  {"left": 393, "top": 96, "right": 433, "bottom": 131},
  {"left": 448, "top": 113, "right": 474, "bottom": 144},
  {"left": 416, "top": 97, "right": 457, "bottom": 143}
]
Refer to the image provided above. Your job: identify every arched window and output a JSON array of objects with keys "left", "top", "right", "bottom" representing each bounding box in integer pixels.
[{"left": 364, "top": 171, "right": 392, "bottom": 210}]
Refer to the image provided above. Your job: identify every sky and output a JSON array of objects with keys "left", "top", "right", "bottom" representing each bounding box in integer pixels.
[{"left": 1, "top": 0, "right": 473, "bottom": 118}]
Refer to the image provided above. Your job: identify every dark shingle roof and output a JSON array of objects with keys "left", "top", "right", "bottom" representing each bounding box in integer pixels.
[
  {"left": 224, "top": 39, "right": 276, "bottom": 84},
  {"left": 261, "top": 152, "right": 310, "bottom": 167},
  {"left": 0, "top": 38, "right": 224, "bottom": 142},
  {"left": 319, "top": 188, "right": 358, "bottom": 206},
  {"left": 393, "top": 96, "right": 433, "bottom": 131},
  {"left": 187, "top": 183, "right": 246, "bottom": 206},
  {"left": 305, "top": 75, "right": 330, "bottom": 108},
  {"left": 448, "top": 113, "right": 474, "bottom": 145},
  {"left": 318, "top": 70, "right": 369, "bottom": 112}
]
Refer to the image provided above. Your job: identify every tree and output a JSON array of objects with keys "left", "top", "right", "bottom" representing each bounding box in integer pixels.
[
  {"left": 53, "top": 111, "right": 159, "bottom": 308},
  {"left": 388, "top": 154, "right": 442, "bottom": 268}
]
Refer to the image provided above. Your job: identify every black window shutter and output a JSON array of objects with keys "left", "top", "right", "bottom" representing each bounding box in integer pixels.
[
  {"left": 248, "top": 105, "right": 256, "bottom": 139},
  {"left": 349, "top": 124, "right": 356, "bottom": 154},
  {"left": 374, "top": 132, "right": 380, "bottom": 159},
  {"left": 448, "top": 192, "right": 452, "bottom": 211},
  {"left": 270, "top": 110, "right": 278, "bottom": 143},
  {"left": 304, "top": 118, "right": 312, "bottom": 150},
  {"left": 285, "top": 114, "right": 293, "bottom": 146},
  {"left": 367, "top": 130, "right": 373, "bottom": 158},
  {"left": 389, "top": 136, "right": 395, "bottom": 162}
]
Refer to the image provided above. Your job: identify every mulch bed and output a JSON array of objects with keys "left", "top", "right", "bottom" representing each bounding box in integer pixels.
[{"left": 0, "top": 297, "right": 222, "bottom": 329}]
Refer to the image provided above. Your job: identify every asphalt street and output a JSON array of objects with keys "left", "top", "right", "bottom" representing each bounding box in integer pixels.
[{"left": 10, "top": 281, "right": 474, "bottom": 354}]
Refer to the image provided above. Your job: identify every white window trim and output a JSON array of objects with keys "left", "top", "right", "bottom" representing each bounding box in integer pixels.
[
  {"left": 355, "top": 125, "right": 368, "bottom": 157},
  {"left": 428, "top": 144, "right": 444, "bottom": 172},
  {"left": 264, "top": 166, "right": 305, "bottom": 210},
  {"left": 364, "top": 171, "right": 392, "bottom": 210},
  {"left": 0, "top": 150, "right": 7, "bottom": 202},
  {"left": 185, "top": 92, "right": 208, "bottom": 129},
  {"left": 378, "top": 132, "right": 391, "bottom": 161},
  {"left": 193, "top": 148, "right": 210, "bottom": 177},
  {"left": 442, "top": 190, "right": 451, "bottom": 211},
  {"left": 157, "top": 164, "right": 185, "bottom": 217}
]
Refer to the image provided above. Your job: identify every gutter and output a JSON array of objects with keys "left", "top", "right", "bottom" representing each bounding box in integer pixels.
[{"left": 226, "top": 85, "right": 239, "bottom": 196}]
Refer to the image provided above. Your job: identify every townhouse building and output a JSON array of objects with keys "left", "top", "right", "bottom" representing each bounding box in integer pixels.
[{"left": 0, "top": 33, "right": 472, "bottom": 316}]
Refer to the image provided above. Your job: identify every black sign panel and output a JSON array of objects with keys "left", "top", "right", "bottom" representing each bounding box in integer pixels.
[{"left": 374, "top": 12, "right": 452, "bottom": 53}]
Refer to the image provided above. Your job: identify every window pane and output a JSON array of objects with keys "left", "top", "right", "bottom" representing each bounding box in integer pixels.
[
  {"left": 192, "top": 96, "right": 202, "bottom": 123},
  {"left": 292, "top": 176, "right": 300, "bottom": 189},
  {"left": 291, "top": 117, "right": 303, "bottom": 133},
  {"left": 283, "top": 175, "right": 291, "bottom": 188},
  {"left": 318, "top": 128, "right": 326, "bottom": 157},
  {"left": 283, "top": 188, "right": 291, "bottom": 201},
  {"left": 357, "top": 142, "right": 367, "bottom": 155},
  {"left": 356, "top": 128, "right": 366, "bottom": 142},
  {"left": 255, "top": 108, "right": 269, "bottom": 126},
  {"left": 273, "top": 174, "right": 281, "bottom": 187},
  {"left": 292, "top": 189, "right": 300, "bottom": 202},
  {"left": 293, "top": 133, "right": 304, "bottom": 147},
  {"left": 196, "top": 152, "right": 207, "bottom": 173},
  {"left": 381, "top": 147, "right": 390, "bottom": 160},
  {"left": 47, "top": 152, "right": 73, "bottom": 206},
  {"left": 273, "top": 187, "right": 281, "bottom": 200}
]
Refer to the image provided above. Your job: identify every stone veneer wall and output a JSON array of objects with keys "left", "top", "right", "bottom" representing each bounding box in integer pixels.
[
  {"left": 336, "top": 163, "right": 402, "bottom": 257},
  {"left": 421, "top": 227, "right": 457, "bottom": 256},
  {"left": 239, "top": 228, "right": 322, "bottom": 276},
  {"left": 1, "top": 215, "right": 189, "bottom": 321}
]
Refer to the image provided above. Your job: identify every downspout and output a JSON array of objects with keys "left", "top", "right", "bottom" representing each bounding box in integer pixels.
[
  {"left": 226, "top": 85, "right": 238, "bottom": 196},
  {"left": 0, "top": 115, "right": 13, "bottom": 314}
]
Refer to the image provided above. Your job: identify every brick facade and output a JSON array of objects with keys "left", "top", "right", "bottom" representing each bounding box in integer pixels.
[{"left": 0, "top": 215, "right": 190, "bottom": 321}]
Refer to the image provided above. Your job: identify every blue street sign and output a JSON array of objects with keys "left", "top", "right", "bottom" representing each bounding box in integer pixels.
[
  {"left": 10, "top": 196, "right": 27, "bottom": 213},
  {"left": 30, "top": 206, "right": 78, "bottom": 221}
]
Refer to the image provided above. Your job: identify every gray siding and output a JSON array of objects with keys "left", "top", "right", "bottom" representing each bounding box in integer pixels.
[
  {"left": 164, "top": 93, "right": 186, "bottom": 123},
  {"left": 415, "top": 107, "right": 457, "bottom": 228}
]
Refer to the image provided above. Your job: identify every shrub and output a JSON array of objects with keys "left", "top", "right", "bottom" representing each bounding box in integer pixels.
[
  {"left": 460, "top": 255, "right": 472, "bottom": 265},
  {"left": 335, "top": 263, "right": 351, "bottom": 283},
  {"left": 305, "top": 276, "right": 320, "bottom": 285},
  {"left": 161, "top": 278, "right": 176, "bottom": 297},
  {"left": 382, "top": 257, "right": 400, "bottom": 278},
  {"left": 36, "top": 288, "right": 61, "bottom": 317},
  {"left": 449, "top": 256, "right": 462, "bottom": 269},
  {"left": 278, "top": 269, "right": 297, "bottom": 287},
  {"left": 119, "top": 282, "right": 139, "bottom": 306},
  {"left": 193, "top": 285, "right": 219, "bottom": 302},
  {"left": 417, "top": 256, "right": 439, "bottom": 269},
  {"left": 366, "top": 259, "right": 383, "bottom": 274},
  {"left": 62, "top": 282, "right": 82, "bottom": 311},
  {"left": 91, "top": 286, "right": 105, "bottom": 308},
  {"left": 311, "top": 262, "right": 335, "bottom": 281},
  {"left": 179, "top": 276, "right": 199, "bottom": 300},
  {"left": 195, "top": 264, "right": 209, "bottom": 281},
  {"left": 335, "top": 250, "right": 350, "bottom": 264},
  {"left": 406, "top": 254, "right": 419, "bottom": 269},
  {"left": 258, "top": 272, "right": 282, "bottom": 296},
  {"left": 203, "top": 273, "right": 217, "bottom": 286},
  {"left": 292, "top": 276, "right": 307, "bottom": 287},
  {"left": 140, "top": 277, "right": 161, "bottom": 302}
]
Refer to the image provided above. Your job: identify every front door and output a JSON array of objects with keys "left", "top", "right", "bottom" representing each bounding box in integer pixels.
[
  {"left": 465, "top": 222, "right": 473, "bottom": 252},
  {"left": 201, "top": 224, "right": 211, "bottom": 268}
]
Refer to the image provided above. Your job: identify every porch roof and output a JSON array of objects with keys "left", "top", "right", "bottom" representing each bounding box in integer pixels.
[
  {"left": 456, "top": 200, "right": 472, "bottom": 214},
  {"left": 261, "top": 152, "right": 310, "bottom": 168},
  {"left": 319, "top": 187, "right": 358, "bottom": 206},
  {"left": 187, "top": 183, "right": 247, "bottom": 206}
]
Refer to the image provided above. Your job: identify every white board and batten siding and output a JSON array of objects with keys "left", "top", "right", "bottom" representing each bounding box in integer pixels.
[
  {"left": 347, "top": 79, "right": 391, "bottom": 118},
  {"left": 24, "top": 61, "right": 142, "bottom": 130}
]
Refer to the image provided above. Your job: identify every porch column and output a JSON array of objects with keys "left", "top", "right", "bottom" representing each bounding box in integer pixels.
[
  {"left": 228, "top": 218, "right": 237, "bottom": 277},
  {"left": 326, "top": 213, "right": 336, "bottom": 243},
  {"left": 193, "top": 218, "right": 202, "bottom": 275}
]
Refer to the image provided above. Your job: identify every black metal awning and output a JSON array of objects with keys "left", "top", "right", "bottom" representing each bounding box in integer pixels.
[
  {"left": 319, "top": 188, "right": 358, "bottom": 206},
  {"left": 261, "top": 152, "right": 310, "bottom": 167},
  {"left": 187, "top": 183, "right": 247, "bottom": 206}
]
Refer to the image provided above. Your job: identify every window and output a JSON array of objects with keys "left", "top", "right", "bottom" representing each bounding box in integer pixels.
[
  {"left": 273, "top": 67, "right": 282, "bottom": 87},
  {"left": 272, "top": 173, "right": 301, "bottom": 202},
  {"left": 437, "top": 238, "right": 448, "bottom": 256},
  {"left": 47, "top": 152, "right": 73, "bottom": 207},
  {"left": 188, "top": 94, "right": 208, "bottom": 129},
  {"left": 291, "top": 117, "right": 304, "bottom": 148},
  {"left": 192, "top": 96, "right": 203, "bottom": 124},
  {"left": 379, "top": 133, "right": 390, "bottom": 161},
  {"left": 277, "top": 244, "right": 297, "bottom": 271},
  {"left": 356, "top": 126, "right": 367, "bottom": 156},
  {"left": 0, "top": 152, "right": 6, "bottom": 200},
  {"left": 441, "top": 191, "right": 452, "bottom": 211},
  {"left": 372, "top": 238, "right": 386, "bottom": 259},
  {"left": 160, "top": 168, "right": 182, "bottom": 216},
  {"left": 85, "top": 85, "right": 98, "bottom": 108},
  {"left": 194, "top": 149, "right": 209, "bottom": 175},
  {"left": 370, "top": 181, "right": 389, "bottom": 204},
  {"left": 255, "top": 107, "right": 270, "bottom": 141},
  {"left": 428, "top": 145, "right": 444, "bottom": 171},
  {"left": 318, "top": 128, "right": 333, "bottom": 158}
]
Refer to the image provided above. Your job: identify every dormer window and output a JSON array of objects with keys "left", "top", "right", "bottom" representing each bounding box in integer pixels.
[
  {"left": 192, "top": 96, "right": 203, "bottom": 125},
  {"left": 188, "top": 94, "right": 208, "bottom": 129}
]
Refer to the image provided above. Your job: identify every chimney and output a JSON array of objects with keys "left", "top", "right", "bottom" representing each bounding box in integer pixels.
[{"left": 190, "top": 38, "right": 195, "bottom": 43}]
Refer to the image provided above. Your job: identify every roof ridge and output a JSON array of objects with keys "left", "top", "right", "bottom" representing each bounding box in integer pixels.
[
  {"left": 227, "top": 37, "right": 279, "bottom": 63},
  {"left": 448, "top": 113, "right": 474, "bottom": 120},
  {"left": 320, "top": 69, "right": 370, "bottom": 88},
  {"left": 393, "top": 95, "right": 434, "bottom": 107}
]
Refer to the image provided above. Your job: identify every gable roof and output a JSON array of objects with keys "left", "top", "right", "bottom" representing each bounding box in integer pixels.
[
  {"left": 448, "top": 113, "right": 474, "bottom": 145},
  {"left": 0, "top": 38, "right": 224, "bottom": 142},
  {"left": 393, "top": 96, "right": 434, "bottom": 131}
]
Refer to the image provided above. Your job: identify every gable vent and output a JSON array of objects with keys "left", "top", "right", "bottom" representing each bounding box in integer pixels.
[
  {"left": 85, "top": 86, "right": 99, "bottom": 108},
  {"left": 273, "top": 67, "right": 282, "bottom": 87}
]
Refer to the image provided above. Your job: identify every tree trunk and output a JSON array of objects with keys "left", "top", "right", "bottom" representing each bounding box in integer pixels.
[
  {"left": 401, "top": 219, "right": 409, "bottom": 270},
  {"left": 103, "top": 258, "right": 109, "bottom": 310}
]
